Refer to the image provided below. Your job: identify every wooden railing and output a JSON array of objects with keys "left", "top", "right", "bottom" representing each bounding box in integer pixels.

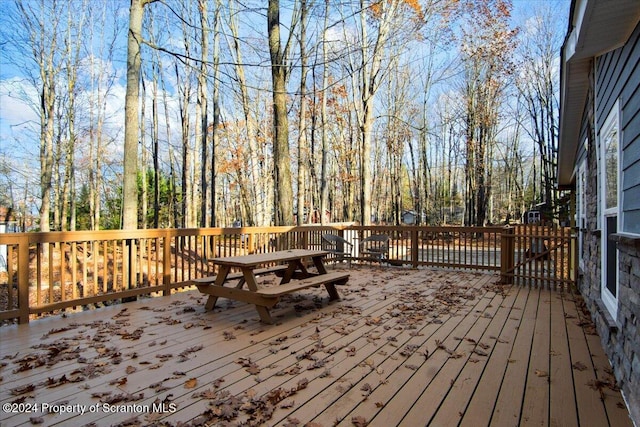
[{"left": 0, "top": 224, "right": 576, "bottom": 324}]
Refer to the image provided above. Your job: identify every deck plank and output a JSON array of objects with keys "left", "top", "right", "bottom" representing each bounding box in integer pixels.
[
  {"left": 0, "top": 267, "right": 633, "bottom": 427},
  {"left": 563, "top": 289, "right": 611, "bottom": 426},
  {"left": 304, "top": 273, "right": 491, "bottom": 427},
  {"left": 427, "top": 282, "right": 521, "bottom": 426},
  {"left": 395, "top": 285, "right": 506, "bottom": 426},
  {"left": 520, "top": 287, "right": 551, "bottom": 425},
  {"left": 490, "top": 286, "right": 540, "bottom": 425},
  {"left": 357, "top": 275, "right": 495, "bottom": 426},
  {"left": 549, "top": 291, "right": 578, "bottom": 426},
  {"left": 458, "top": 284, "right": 528, "bottom": 427},
  {"left": 572, "top": 291, "right": 633, "bottom": 427}
]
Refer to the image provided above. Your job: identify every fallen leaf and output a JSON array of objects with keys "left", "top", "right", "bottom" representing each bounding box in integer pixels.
[
  {"left": 352, "top": 415, "right": 369, "bottom": 426},
  {"left": 109, "top": 377, "right": 127, "bottom": 386},
  {"left": 535, "top": 369, "right": 548, "bottom": 377},
  {"left": 572, "top": 361, "right": 588, "bottom": 371},
  {"left": 184, "top": 378, "right": 198, "bottom": 389}
]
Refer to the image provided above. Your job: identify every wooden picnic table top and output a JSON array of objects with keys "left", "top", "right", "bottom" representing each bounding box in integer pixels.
[
  {"left": 211, "top": 249, "right": 329, "bottom": 267},
  {"left": 202, "top": 249, "right": 337, "bottom": 324}
]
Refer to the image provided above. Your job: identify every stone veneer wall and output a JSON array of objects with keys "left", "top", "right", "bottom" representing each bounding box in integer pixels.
[{"left": 578, "top": 111, "right": 640, "bottom": 425}]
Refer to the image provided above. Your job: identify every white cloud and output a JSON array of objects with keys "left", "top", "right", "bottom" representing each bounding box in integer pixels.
[{"left": 0, "top": 77, "right": 40, "bottom": 136}]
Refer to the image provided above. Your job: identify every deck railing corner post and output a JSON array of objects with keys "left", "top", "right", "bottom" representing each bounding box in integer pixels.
[
  {"left": 501, "top": 226, "right": 515, "bottom": 285},
  {"left": 18, "top": 235, "right": 30, "bottom": 324},
  {"left": 163, "top": 231, "right": 172, "bottom": 296},
  {"left": 411, "top": 229, "right": 419, "bottom": 269}
]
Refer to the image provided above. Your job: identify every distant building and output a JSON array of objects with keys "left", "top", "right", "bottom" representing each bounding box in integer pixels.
[{"left": 401, "top": 210, "right": 417, "bottom": 225}]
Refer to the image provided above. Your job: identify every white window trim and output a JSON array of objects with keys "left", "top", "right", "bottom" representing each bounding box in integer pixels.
[
  {"left": 577, "top": 157, "right": 587, "bottom": 271},
  {"left": 599, "top": 100, "right": 620, "bottom": 319}
]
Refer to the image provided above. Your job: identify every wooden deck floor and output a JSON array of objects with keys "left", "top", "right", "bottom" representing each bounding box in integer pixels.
[{"left": 0, "top": 267, "right": 633, "bottom": 427}]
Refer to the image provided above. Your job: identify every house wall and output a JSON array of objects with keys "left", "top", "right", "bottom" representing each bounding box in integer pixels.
[{"left": 576, "top": 21, "right": 640, "bottom": 425}]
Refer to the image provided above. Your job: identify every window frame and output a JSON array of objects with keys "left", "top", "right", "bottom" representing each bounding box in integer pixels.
[{"left": 598, "top": 100, "right": 620, "bottom": 319}]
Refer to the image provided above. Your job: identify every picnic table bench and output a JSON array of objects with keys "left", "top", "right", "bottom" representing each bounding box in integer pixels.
[{"left": 192, "top": 249, "right": 349, "bottom": 324}]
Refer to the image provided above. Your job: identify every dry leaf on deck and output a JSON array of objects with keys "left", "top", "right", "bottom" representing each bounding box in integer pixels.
[
  {"left": 352, "top": 415, "right": 369, "bottom": 426},
  {"left": 572, "top": 361, "right": 588, "bottom": 371},
  {"left": 184, "top": 378, "right": 198, "bottom": 389}
]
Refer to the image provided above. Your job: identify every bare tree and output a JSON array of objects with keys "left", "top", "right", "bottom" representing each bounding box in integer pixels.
[
  {"left": 342, "top": 0, "right": 403, "bottom": 224},
  {"left": 225, "top": 0, "right": 263, "bottom": 226},
  {"left": 123, "top": 0, "right": 156, "bottom": 229},
  {"left": 197, "top": 0, "right": 209, "bottom": 228},
  {"left": 296, "top": 0, "right": 310, "bottom": 226},
  {"left": 319, "top": 0, "right": 331, "bottom": 225},
  {"left": 459, "top": 0, "right": 517, "bottom": 226},
  {"left": 516, "top": 3, "right": 562, "bottom": 219},
  {"left": 13, "top": 0, "right": 66, "bottom": 232},
  {"left": 86, "top": 0, "right": 120, "bottom": 230},
  {"left": 268, "top": 0, "right": 298, "bottom": 226},
  {"left": 210, "top": 0, "right": 222, "bottom": 227}
]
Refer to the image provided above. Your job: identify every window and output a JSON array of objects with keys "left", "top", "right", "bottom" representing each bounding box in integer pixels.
[{"left": 599, "top": 100, "right": 620, "bottom": 319}]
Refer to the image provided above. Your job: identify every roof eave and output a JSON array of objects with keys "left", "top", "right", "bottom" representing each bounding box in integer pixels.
[{"left": 557, "top": 0, "right": 640, "bottom": 187}]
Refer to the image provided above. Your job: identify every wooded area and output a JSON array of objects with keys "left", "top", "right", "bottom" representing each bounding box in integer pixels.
[{"left": 0, "top": 0, "right": 567, "bottom": 230}]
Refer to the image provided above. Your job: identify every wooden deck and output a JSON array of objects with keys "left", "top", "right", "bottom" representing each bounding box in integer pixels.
[{"left": 0, "top": 267, "right": 632, "bottom": 427}]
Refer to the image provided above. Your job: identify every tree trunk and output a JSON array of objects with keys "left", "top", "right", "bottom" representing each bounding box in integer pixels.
[
  {"left": 122, "top": 0, "right": 151, "bottom": 230},
  {"left": 319, "top": 1, "right": 330, "bottom": 225},
  {"left": 198, "top": 0, "right": 209, "bottom": 227},
  {"left": 296, "top": 0, "right": 308, "bottom": 226},
  {"left": 268, "top": 0, "right": 294, "bottom": 226}
]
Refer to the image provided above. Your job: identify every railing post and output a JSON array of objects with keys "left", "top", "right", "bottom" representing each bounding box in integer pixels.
[
  {"left": 163, "top": 232, "right": 172, "bottom": 296},
  {"left": 18, "top": 235, "right": 30, "bottom": 324},
  {"left": 501, "top": 226, "right": 515, "bottom": 285},
  {"left": 411, "top": 229, "right": 419, "bottom": 269}
]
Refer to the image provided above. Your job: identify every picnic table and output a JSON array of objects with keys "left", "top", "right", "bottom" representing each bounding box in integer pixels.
[{"left": 193, "top": 249, "right": 349, "bottom": 323}]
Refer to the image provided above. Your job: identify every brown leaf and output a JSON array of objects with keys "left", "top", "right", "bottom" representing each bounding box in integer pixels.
[
  {"left": 109, "top": 377, "right": 127, "bottom": 386},
  {"left": 184, "top": 378, "right": 198, "bottom": 389},
  {"left": 125, "top": 366, "right": 137, "bottom": 374},
  {"left": 280, "top": 401, "right": 296, "bottom": 409},
  {"left": 351, "top": 415, "right": 369, "bottom": 426},
  {"left": 91, "top": 391, "right": 112, "bottom": 399},
  {"left": 572, "top": 361, "right": 588, "bottom": 371},
  {"left": 10, "top": 384, "right": 35, "bottom": 396},
  {"left": 296, "top": 378, "right": 309, "bottom": 390},
  {"left": 360, "top": 383, "right": 372, "bottom": 395}
]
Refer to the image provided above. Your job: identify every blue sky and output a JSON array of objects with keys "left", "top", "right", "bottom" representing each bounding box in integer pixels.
[{"left": 0, "top": 0, "right": 570, "bottom": 211}]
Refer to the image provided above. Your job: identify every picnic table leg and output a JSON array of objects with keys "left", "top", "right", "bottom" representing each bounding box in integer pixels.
[
  {"left": 205, "top": 296, "right": 218, "bottom": 311},
  {"left": 241, "top": 268, "right": 260, "bottom": 291},
  {"left": 204, "top": 265, "right": 232, "bottom": 311},
  {"left": 255, "top": 305, "right": 274, "bottom": 324},
  {"left": 239, "top": 268, "right": 276, "bottom": 323},
  {"left": 312, "top": 256, "right": 328, "bottom": 274},
  {"left": 324, "top": 283, "right": 340, "bottom": 301},
  {"left": 281, "top": 260, "right": 306, "bottom": 283},
  {"left": 313, "top": 256, "right": 340, "bottom": 300}
]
